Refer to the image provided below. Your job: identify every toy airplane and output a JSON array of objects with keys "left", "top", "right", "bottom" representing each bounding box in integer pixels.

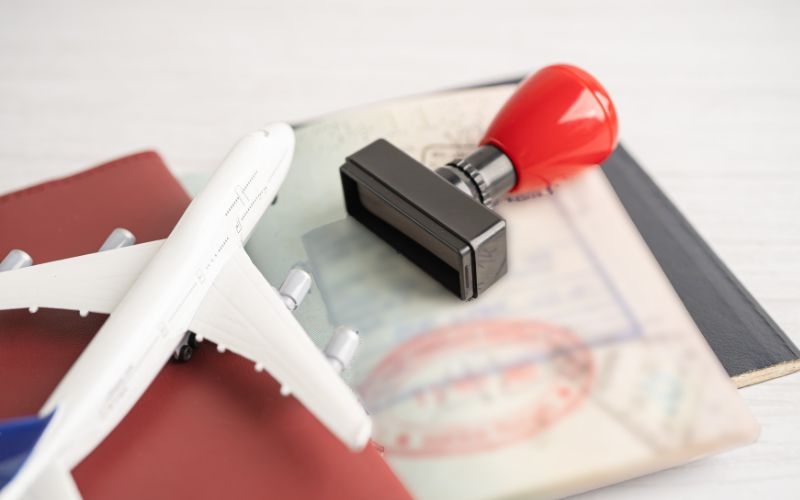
[{"left": 0, "top": 123, "right": 371, "bottom": 500}]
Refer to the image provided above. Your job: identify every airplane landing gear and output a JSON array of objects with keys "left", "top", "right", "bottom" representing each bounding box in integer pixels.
[{"left": 172, "top": 332, "right": 199, "bottom": 363}]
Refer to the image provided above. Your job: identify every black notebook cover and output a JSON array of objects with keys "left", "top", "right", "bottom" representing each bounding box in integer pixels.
[{"left": 602, "top": 146, "right": 800, "bottom": 386}]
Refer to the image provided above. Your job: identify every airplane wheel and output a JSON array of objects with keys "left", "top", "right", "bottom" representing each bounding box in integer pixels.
[
  {"left": 187, "top": 332, "right": 199, "bottom": 349},
  {"left": 175, "top": 345, "right": 193, "bottom": 363}
]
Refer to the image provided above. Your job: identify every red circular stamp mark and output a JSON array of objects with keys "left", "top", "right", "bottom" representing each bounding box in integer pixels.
[{"left": 359, "top": 319, "right": 594, "bottom": 457}]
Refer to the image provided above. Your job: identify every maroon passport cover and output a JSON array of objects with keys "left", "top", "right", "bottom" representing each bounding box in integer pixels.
[{"left": 0, "top": 152, "right": 409, "bottom": 499}]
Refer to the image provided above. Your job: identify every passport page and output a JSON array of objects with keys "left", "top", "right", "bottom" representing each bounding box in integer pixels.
[{"left": 188, "top": 85, "right": 759, "bottom": 499}]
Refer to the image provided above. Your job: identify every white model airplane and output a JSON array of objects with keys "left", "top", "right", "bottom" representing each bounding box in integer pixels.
[{"left": 0, "top": 123, "right": 371, "bottom": 500}]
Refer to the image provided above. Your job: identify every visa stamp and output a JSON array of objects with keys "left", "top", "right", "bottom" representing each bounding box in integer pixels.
[{"left": 359, "top": 319, "right": 594, "bottom": 457}]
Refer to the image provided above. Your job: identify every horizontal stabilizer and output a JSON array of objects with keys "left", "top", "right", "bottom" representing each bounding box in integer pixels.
[{"left": 0, "top": 411, "right": 55, "bottom": 489}]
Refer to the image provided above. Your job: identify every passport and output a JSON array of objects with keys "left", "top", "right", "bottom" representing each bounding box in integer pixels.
[
  {"left": 0, "top": 151, "right": 410, "bottom": 500},
  {"left": 232, "top": 86, "right": 760, "bottom": 498},
  {"left": 2, "top": 81, "right": 796, "bottom": 500}
]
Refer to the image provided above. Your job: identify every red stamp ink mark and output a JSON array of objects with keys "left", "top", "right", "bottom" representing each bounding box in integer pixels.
[{"left": 359, "top": 320, "right": 594, "bottom": 457}]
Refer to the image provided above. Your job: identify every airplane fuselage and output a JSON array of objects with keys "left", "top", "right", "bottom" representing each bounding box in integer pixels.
[{"left": 4, "top": 127, "right": 293, "bottom": 497}]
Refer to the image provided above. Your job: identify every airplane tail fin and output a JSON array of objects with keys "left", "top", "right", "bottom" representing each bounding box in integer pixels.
[{"left": 0, "top": 412, "right": 55, "bottom": 490}]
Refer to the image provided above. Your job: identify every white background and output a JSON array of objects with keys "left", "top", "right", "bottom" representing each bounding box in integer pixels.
[{"left": 1, "top": 0, "right": 797, "bottom": 497}]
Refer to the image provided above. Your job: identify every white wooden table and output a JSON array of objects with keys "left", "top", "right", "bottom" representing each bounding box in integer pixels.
[{"left": 1, "top": 0, "right": 797, "bottom": 497}]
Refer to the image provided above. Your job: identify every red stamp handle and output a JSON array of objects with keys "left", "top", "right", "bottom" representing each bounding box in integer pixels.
[{"left": 481, "top": 64, "right": 619, "bottom": 192}]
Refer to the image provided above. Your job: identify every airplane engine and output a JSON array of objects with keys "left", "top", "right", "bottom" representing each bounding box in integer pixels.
[
  {"left": 0, "top": 249, "right": 32, "bottom": 272},
  {"left": 324, "top": 326, "right": 359, "bottom": 375},
  {"left": 277, "top": 267, "right": 312, "bottom": 311}
]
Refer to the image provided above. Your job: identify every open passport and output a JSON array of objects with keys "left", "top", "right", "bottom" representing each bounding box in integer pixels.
[{"left": 211, "top": 84, "right": 762, "bottom": 498}]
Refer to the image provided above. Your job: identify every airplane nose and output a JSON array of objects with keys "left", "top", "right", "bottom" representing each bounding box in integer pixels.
[{"left": 260, "top": 122, "right": 294, "bottom": 150}]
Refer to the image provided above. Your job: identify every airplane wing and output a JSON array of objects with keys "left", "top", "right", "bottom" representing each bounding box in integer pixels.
[
  {"left": 23, "top": 463, "right": 81, "bottom": 500},
  {"left": 0, "top": 240, "right": 162, "bottom": 314},
  {"left": 0, "top": 240, "right": 372, "bottom": 450},
  {"left": 189, "top": 246, "right": 372, "bottom": 451}
]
